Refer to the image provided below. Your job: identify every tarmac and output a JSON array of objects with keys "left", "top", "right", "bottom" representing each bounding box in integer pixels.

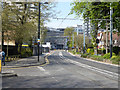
[{"left": 1, "top": 53, "right": 50, "bottom": 77}]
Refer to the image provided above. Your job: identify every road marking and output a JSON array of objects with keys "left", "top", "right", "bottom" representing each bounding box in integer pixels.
[
  {"left": 82, "top": 58, "right": 119, "bottom": 67},
  {"left": 2, "top": 70, "right": 14, "bottom": 73},
  {"left": 37, "top": 66, "right": 46, "bottom": 72},
  {"left": 60, "top": 52, "right": 118, "bottom": 79},
  {"left": 67, "top": 51, "right": 75, "bottom": 56},
  {"left": 37, "top": 66, "right": 51, "bottom": 75},
  {"left": 66, "top": 59, "right": 118, "bottom": 78},
  {"left": 52, "top": 77, "right": 58, "bottom": 82},
  {"left": 59, "top": 52, "right": 63, "bottom": 56},
  {"left": 68, "top": 51, "right": 118, "bottom": 67}
]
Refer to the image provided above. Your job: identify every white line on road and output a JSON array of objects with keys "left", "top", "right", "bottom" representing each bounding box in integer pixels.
[
  {"left": 37, "top": 67, "right": 58, "bottom": 82},
  {"left": 52, "top": 77, "right": 58, "bottom": 82},
  {"left": 2, "top": 70, "right": 14, "bottom": 73},
  {"left": 37, "top": 66, "right": 46, "bottom": 72},
  {"left": 59, "top": 52, "right": 118, "bottom": 79},
  {"left": 68, "top": 51, "right": 118, "bottom": 67}
]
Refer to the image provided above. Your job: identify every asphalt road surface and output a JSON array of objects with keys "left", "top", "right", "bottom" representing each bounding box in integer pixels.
[{"left": 2, "top": 50, "right": 119, "bottom": 89}]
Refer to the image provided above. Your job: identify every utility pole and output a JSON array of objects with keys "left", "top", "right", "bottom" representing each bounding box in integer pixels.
[
  {"left": 83, "top": 22, "right": 85, "bottom": 54},
  {"left": 37, "top": 2, "right": 48, "bottom": 62},
  {"left": 76, "top": 25, "right": 78, "bottom": 52},
  {"left": 72, "top": 33, "right": 74, "bottom": 49},
  {"left": 106, "top": 21, "right": 108, "bottom": 54},
  {"left": 38, "top": 2, "right": 41, "bottom": 62},
  {"left": 110, "top": 3, "right": 113, "bottom": 58},
  {"left": 86, "top": 17, "right": 89, "bottom": 36}
]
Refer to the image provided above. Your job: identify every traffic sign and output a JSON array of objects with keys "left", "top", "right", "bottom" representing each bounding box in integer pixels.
[
  {"left": 37, "top": 39, "right": 40, "bottom": 42},
  {"left": 96, "top": 39, "right": 99, "bottom": 44},
  {"left": 34, "top": 43, "right": 38, "bottom": 45}
]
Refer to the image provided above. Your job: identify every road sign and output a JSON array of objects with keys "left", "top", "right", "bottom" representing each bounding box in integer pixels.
[
  {"left": 37, "top": 39, "right": 40, "bottom": 42},
  {"left": 96, "top": 39, "right": 99, "bottom": 44},
  {"left": 34, "top": 43, "right": 38, "bottom": 46},
  {"left": 22, "top": 45, "right": 28, "bottom": 47}
]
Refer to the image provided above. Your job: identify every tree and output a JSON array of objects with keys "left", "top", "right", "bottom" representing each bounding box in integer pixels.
[
  {"left": 70, "top": 1, "right": 120, "bottom": 44},
  {"left": 64, "top": 27, "right": 74, "bottom": 49},
  {"left": 2, "top": 2, "right": 55, "bottom": 54},
  {"left": 74, "top": 34, "right": 91, "bottom": 51}
]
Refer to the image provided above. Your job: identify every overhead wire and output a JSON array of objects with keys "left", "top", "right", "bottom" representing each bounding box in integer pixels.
[{"left": 57, "top": 11, "right": 72, "bottom": 28}]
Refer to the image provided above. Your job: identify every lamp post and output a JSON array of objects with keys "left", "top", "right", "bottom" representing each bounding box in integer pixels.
[
  {"left": 38, "top": 2, "right": 48, "bottom": 62},
  {"left": 110, "top": 3, "right": 113, "bottom": 58},
  {"left": 83, "top": 22, "right": 85, "bottom": 54},
  {"left": 38, "top": 2, "right": 40, "bottom": 62}
]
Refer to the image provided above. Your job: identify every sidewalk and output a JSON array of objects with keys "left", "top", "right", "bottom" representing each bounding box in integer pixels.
[{"left": 2, "top": 53, "right": 49, "bottom": 68}]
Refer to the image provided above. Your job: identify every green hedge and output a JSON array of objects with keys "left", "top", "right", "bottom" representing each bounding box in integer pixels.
[
  {"left": 21, "top": 48, "right": 33, "bottom": 58},
  {"left": 113, "top": 46, "right": 120, "bottom": 55},
  {"left": 81, "top": 54, "right": 88, "bottom": 58},
  {"left": 103, "top": 53, "right": 116, "bottom": 59},
  {"left": 110, "top": 56, "right": 120, "bottom": 64},
  {"left": 88, "top": 55, "right": 104, "bottom": 61}
]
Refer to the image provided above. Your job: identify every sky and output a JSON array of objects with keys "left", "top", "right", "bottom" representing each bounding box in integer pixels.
[{"left": 45, "top": 1, "right": 84, "bottom": 29}]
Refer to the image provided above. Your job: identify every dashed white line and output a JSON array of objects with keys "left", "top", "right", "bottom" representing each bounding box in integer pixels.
[
  {"left": 37, "top": 66, "right": 58, "bottom": 82},
  {"left": 52, "top": 77, "right": 58, "bottom": 82},
  {"left": 37, "top": 66, "right": 46, "bottom": 72}
]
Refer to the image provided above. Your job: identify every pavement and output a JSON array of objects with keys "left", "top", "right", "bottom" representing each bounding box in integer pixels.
[{"left": 1, "top": 53, "right": 50, "bottom": 77}]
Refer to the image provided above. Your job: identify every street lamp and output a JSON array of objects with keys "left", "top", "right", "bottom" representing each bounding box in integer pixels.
[
  {"left": 38, "top": 2, "right": 48, "bottom": 62},
  {"left": 110, "top": 2, "right": 113, "bottom": 58}
]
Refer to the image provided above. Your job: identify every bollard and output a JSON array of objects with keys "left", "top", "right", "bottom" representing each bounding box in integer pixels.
[{"left": 0, "top": 60, "right": 1, "bottom": 73}]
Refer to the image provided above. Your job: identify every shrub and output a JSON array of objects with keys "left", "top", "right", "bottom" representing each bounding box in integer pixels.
[
  {"left": 87, "top": 55, "right": 92, "bottom": 58},
  {"left": 103, "top": 53, "right": 116, "bottom": 59},
  {"left": 89, "top": 55, "right": 96, "bottom": 59},
  {"left": 90, "top": 49, "right": 94, "bottom": 55},
  {"left": 21, "top": 48, "right": 33, "bottom": 58},
  {"left": 97, "top": 56, "right": 104, "bottom": 61},
  {"left": 81, "top": 54, "right": 88, "bottom": 58},
  {"left": 76, "top": 52, "right": 81, "bottom": 54},
  {"left": 110, "top": 56, "right": 120, "bottom": 64},
  {"left": 113, "top": 46, "right": 120, "bottom": 55},
  {"left": 119, "top": 52, "right": 120, "bottom": 56},
  {"left": 72, "top": 49, "right": 76, "bottom": 54},
  {"left": 87, "top": 48, "right": 90, "bottom": 53},
  {"left": 88, "top": 55, "right": 104, "bottom": 61}
]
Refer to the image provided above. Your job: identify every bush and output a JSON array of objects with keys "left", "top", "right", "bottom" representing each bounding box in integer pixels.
[
  {"left": 21, "top": 48, "right": 33, "bottom": 58},
  {"left": 81, "top": 54, "right": 88, "bottom": 58},
  {"left": 110, "top": 56, "right": 120, "bottom": 64},
  {"left": 90, "top": 55, "right": 98, "bottom": 60},
  {"left": 103, "top": 53, "right": 116, "bottom": 59},
  {"left": 87, "top": 55, "right": 104, "bottom": 61},
  {"left": 87, "top": 55, "right": 92, "bottom": 58},
  {"left": 97, "top": 56, "right": 104, "bottom": 61},
  {"left": 113, "top": 46, "right": 120, "bottom": 55},
  {"left": 76, "top": 52, "right": 81, "bottom": 54},
  {"left": 90, "top": 49, "right": 94, "bottom": 55},
  {"left": 72, "top": 49, "right": 76, "bottom": 54},
  {"left": 87, "top": 48, "right": 94, "bottom": 55},
  {"left": 98, "top": 48, "right": 105, "bottom": 54}
]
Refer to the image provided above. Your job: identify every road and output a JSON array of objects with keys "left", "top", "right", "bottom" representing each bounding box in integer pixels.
[{"left": 2, "top": 50, "right": 119, "bottom": 89}]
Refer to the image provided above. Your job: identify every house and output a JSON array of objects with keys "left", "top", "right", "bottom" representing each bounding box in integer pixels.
[{"left": 97, "top": 30, "right": 120, "bottom": 49}]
